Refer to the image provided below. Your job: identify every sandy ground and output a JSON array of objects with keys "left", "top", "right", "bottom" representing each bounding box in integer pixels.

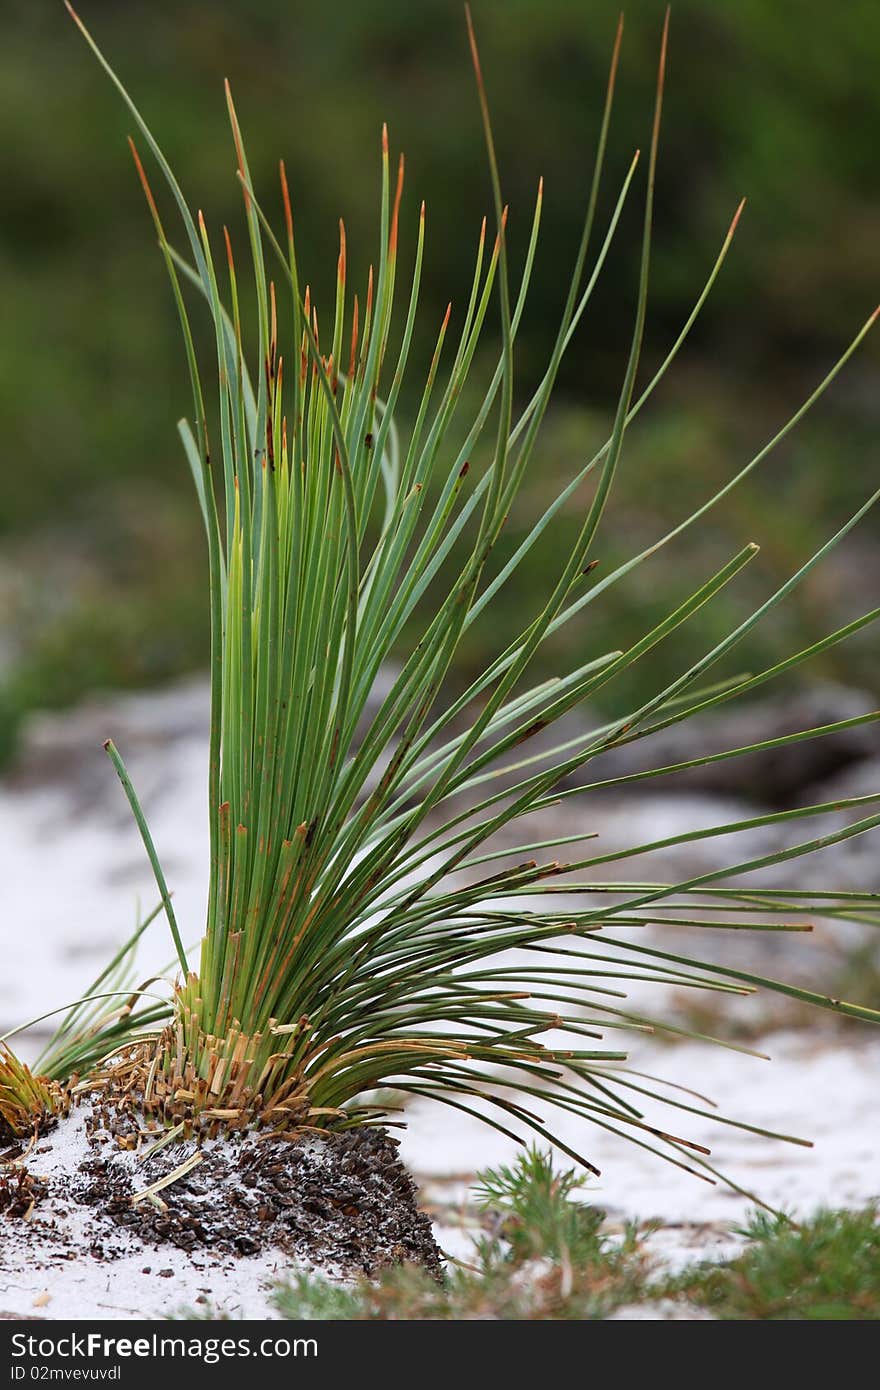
[
  {"left": 2, "top": 1030, "right": 876, "bottom": 1319},
  {"left": 3, "top": 680, "right": 879, "bottom": 1318},
  {"left": 1, "top": 1115, "right": 304, "bottom": 1320},
  {"left": 0, "top": 1113, "right": 436, "bottom": 1321},
  {"left": 404, "top": 1029, "right": 880, "bottom": 1263}
]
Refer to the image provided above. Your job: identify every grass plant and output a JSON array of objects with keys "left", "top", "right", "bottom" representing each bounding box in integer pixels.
[
  {"left": 5, "top": 3, "right": 876, "bottom": 1175},
  {"left": 667, "top": 1206, "right": 880, "bottom": 1319},
  {"left": 275, "top": 1147, "right": 650, "bottom": 1320},
  {"left": 271, "top": 1152, "right": 880, "bottom": 1320},
  {"left": 0, "top": 1044, "right": 69, "bottom": 1142}
]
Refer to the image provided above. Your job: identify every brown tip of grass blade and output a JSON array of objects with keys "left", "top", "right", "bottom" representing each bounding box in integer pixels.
[
  {"left": 645, "top": 7, "right": 671, "bottom": 181},
  {"left": 224, "top": 79, "right": 250, "bottom": 211},
  {"left": 606, "top": 12, "right": 625, "bottom": 102},
  {"left": 390, "top": 153, "right": 405, "bottom": 258},
  {"left": 464, "top": 5, "right": 485, "bottom": 97},
  {"left": 729, "top": 197, "right": 747, "bottom": 238},
  {"left": 491, "top": 206, "right": 509, "bottom": 255},
  {"left": 223, "top": 226, "right": 235, "bottom": 274},
  {"left": 382, "top": 121, "right": 389, "bottom": 156},
  {"left": 279, "top": 159, "right": 294, "bottom": 243},
  {"left": 127, "top": 138, "right": 162, "bottom": 229},
  {"left": 338, "top": 219, "right": 346, "bottom": 286}
]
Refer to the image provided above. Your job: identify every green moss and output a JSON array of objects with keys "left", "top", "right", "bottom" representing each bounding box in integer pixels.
[{"left": 669, "top": 1206, "right": 880, "bottom": 1319}]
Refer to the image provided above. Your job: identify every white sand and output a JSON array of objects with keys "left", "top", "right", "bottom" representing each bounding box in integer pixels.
[
  {"left": 402, "top": 1029, "right": 880, "bottom": 1221},
  {"left": 0, "top": 1111, "right": 349, "bottom": 1321}
]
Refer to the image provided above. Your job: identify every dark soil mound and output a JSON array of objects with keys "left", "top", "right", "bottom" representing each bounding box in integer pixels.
[{"left": 74, "top": 1125, "right": 441, "bottom": 1276}]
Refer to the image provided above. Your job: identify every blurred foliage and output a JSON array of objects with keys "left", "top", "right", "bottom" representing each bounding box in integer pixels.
[{"left": 2, "top": 0, "right": 880, "bottom": 745}]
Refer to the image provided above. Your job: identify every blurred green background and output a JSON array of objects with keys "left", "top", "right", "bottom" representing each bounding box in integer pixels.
[{"left": 2, "top": 0, "right": 879, "bottom": 758}]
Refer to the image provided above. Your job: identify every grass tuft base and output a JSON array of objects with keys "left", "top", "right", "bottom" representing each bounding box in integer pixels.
[{"left": 0, "top": 1045, "right": 70, "bottom": 1141}]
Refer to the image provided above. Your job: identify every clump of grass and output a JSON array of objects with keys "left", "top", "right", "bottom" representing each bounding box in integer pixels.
[
  {"left": 0, "top": 1044, "right": 69, "bottom": 1141},
  {"left": 473, "top": 1145, "right": 602, "bottom": 1263},
  {"left": 275, "top": 1148, "right": 650, "bottom": 1320},
  {"left": 668, "top": 1206, "right": 880, "bottom": 1319},
  {"left": 41, "top": 0, "right": 880, "bottom": 1185}
]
